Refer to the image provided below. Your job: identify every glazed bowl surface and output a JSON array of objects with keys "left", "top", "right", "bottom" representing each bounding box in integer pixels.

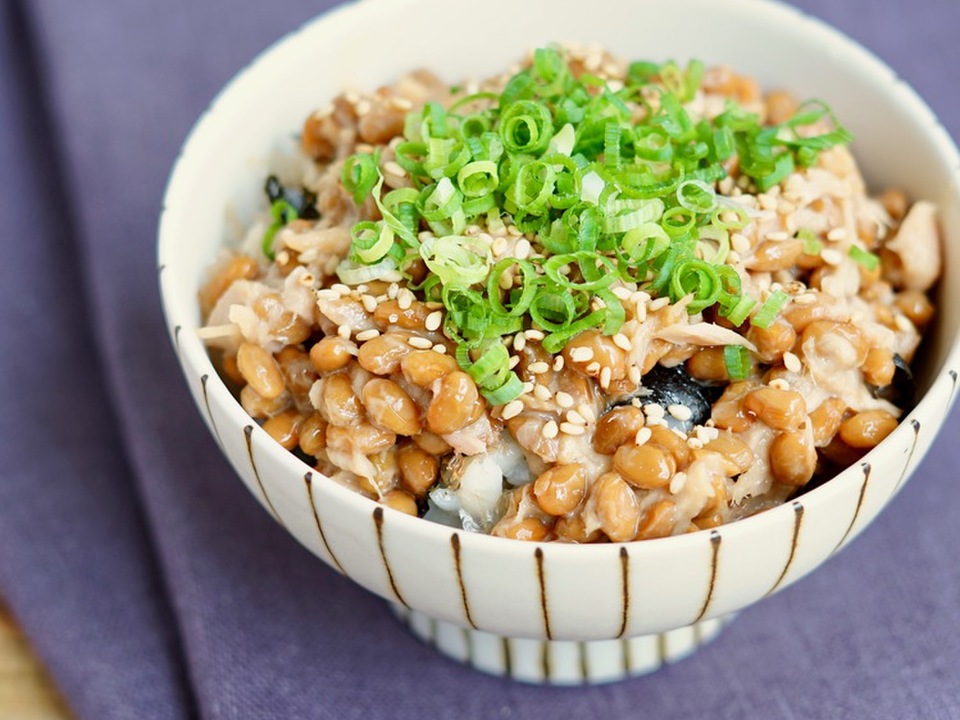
[{"left": 158, "top": 0, "right": 960, "bottom": 659}]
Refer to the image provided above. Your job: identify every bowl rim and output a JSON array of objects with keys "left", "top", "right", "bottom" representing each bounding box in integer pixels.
[{"left": 158, "top": 0, "right": 960, "bottom": 560}]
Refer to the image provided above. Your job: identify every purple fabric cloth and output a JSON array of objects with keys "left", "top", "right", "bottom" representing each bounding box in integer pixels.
[{"left": 2, "top": 0, "right": 959, "bottom": 718}]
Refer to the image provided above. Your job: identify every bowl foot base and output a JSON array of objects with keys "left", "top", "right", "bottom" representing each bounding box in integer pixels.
[{"left": 391, "top": 605, "right": 735, "bottom": 685}]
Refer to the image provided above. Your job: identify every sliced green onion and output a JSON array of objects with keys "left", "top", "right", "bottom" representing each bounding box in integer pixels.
[
  {"left": 481, "top": 372, "right": 524, "bottom": 404},
  {"left": 350, "top": 220, "right": 394, "bottom": 264},
  {"left": 798, "top": 228, "right": 823, "bottom": 256},
  {"left": 498, "top": 100, "right": 554, "bottom": 154},
  {"left": 461, "top": 342, "right": 509, "bottom": 384},
  {"left": 724, "top": 345, "right": 752, "bottom": 381},
  {"left": 261, "top": 199, "right": 298, "bottom": 261},
  {"left": 419, "top": 234, "right": 491, "bottom": 286},
  {"left": 694, "top": 226, "right": 730, "bottom": 265},
  {"left": 721, "top": 294, "right": 757, "bottom": 327},
  {"left": 848, "top": 245, "right": 880, "bottom": 271},
  {"left": 661, "top": 206, "right": 697, "bottom": 237},
  {"left": 751, "top": 290, "right": 789, "bottom": 329},
  {"left": 677, "top": 179, "right": 717, "bottom": 214},
  {"left": 341, "top": 152, "right": 380, "bottom": 206},
  {"left": 670, "top": 259, "right": 722, "bottom": 312},
  {"left": 457, "top": 160, "right": 499, "bottom": 198}
]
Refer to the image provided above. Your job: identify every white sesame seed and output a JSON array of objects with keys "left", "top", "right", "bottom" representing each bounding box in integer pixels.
[
  {"left": 687, "top": 437, "right": 704, "bottom": 450},
  {"left": 553, "top": 356, "right": 565, "bottom": 371},
  {"left": 600, "top": 366, "right": 612, "bottom": 388},
  {"left": 355, "top": 328, "right": 380, "bottom": 342},
  {"left": 534, "top": 384, "right": 552, "bottom": 401},
  {"left": 433, "top": 344, "right": 447, "bottom": 354},
  {"left": 635, "top": 427, "right": 652, "bottom": 446},
  {"left": 391, "top": 96, "right": 414, "bottom": 111},
  {"left": 628, "top": 366, "right": 642, "bottom": 385},
  {"left": 570, "top": 347, "right": 594, "bottom": 363},
  {"left": 556, "top": 392, "right": 574, "bottom": 409},
  {"left": 529, "top": 361, "right": 550, "bottom": 374},
  {"left": 895, "top": 314, "right": 914, "bottom": 332},
  {"left": 388, "top": 314, "right": 400, "bottom": 324},
  {"left": 649, "top": 297, "right": 670, "bottom": 311},
  {"left": 522, "top": 382, "right": 535, "bottom": 394},
  {"left": 783, "top": 351, "right": 802, "bottom": 373},
  {"left": 826, "top": 227, "right": 848, "bottom": 242},
  {"left": 766, "top": 231, "right": 789, "bottom": 242},
  {"left": 634, "top": 302, "right": 647, "bottom": 323},
  {"left": 524, "top": 329, "right": 545, "bottom": 341},
  {"left": 337, "top": 324, "right": 352, "bottom": 339},
  {"left": 514, "top": 238, "right": 532, "bottom": 260},
  {"left": 695, "top": 426, "right": 720, "bottom": 443},
  {"left": 668, "top": 404, "right": 693, "bottom": 422},
  {"left": 397, "top": 288, "right": 414, "bottom": 310},
  {"left": 821, "top": 248, "right": 843, "bottom": 266},
  {"left": 492, "top": 237, "right": 508, "bottom": 257},
  {"left": 408, "top": 336, "right": 433, "bottom": 349},
  {"left": 425, "top": 311, "right": 443, "bottom": 332},
  {"left": 612, "top": 286, "right": 633, "bottom": 301},
  {"left": 499, "top": 272, "right": 514, "bottom": 290},
  {"left": 331, "top": 283, "right": 351, "bottom": 295},
  {"left": 731, "top": 233, "right": 751, "bottom": 254},
  {"left": 578, "top": 404, "right": 596, "bottom": 423},
  {"left": 566, "top": 410, "right": 588, "bottom": 426},
  {"left": 794, "top": 293, "right": 817, "bottom": 305},
  {"left": 513, "top": 334, "right": 527, "bottom": 352},
  {"left": 384, "top": 161, "right": 406, "bottom": 177},
  {"left": 560, "top": 422, "right": 585, "bottom": 436},
  {"left": 361, "top": 294, "right": 378, "bottom": 313},
  {"left": 508, "top": 355, "right": 521, "bottom": 369},
  {"left": 613, "top": 333, "right": 632, "bottom": 351},
  {"left": 769, "top": 378, "right": 791, "bottom": 391},
  {"left": 644, "top": 403, "right": 665, "bottom": 418},
  {"left": 501, "top": 400, "right": 524, "bottom": 420},
  {"left": 669, "top": 472, "right": 687, "bottom": 494},
  {"left": 586, "top": 361, "right": 601, "bottom": 374},
  {"left": 542, "top": 420, "right": 559, "bottom": 439}
]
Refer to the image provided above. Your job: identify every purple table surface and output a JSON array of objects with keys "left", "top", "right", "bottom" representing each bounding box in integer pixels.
[{"left": 1, "top": 1, "right": 959, "bottom": 718}]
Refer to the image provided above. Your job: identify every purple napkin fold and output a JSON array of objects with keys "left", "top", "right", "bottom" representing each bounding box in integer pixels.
[
  {"left": 3, "top": 0, "right": 960, "bottom": 718},
  {"left": 0, "top": 4, "right": 194, "bottom": 718}
]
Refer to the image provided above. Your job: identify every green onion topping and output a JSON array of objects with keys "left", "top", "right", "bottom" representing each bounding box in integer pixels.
[
  {"left": 723, "top": 344, "right": 752, "bottom": 381},
  {"left": 848, "top": 245, "right": 880, "bottom": 272},
  {"left": 330, "top": 47, "right": 853, "bottom": 404},
  {"left": 751, "top": 290, "right": 790, "bottom": 329}
]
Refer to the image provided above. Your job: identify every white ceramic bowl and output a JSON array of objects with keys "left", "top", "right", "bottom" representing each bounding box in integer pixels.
[{"left": 158, "top": 0, "right": 960, "bottom": 685}]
